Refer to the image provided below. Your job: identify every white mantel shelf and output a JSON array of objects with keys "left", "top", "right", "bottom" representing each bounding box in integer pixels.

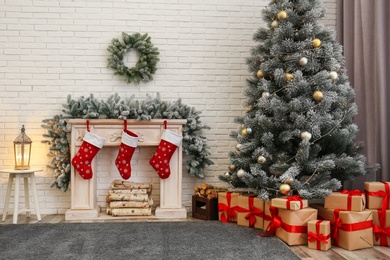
[{"left": 65, "top": 119, "right": 188, "bottom": 221}]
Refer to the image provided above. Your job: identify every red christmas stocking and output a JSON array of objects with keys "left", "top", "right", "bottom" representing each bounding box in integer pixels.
[
  {"left": 115, "top": 130, "right": 138, "bottom": 180},
  {"left": 149, "top": 130, "right": 183, "bottom": 179},
  {"left": 71, "top": 131, "right": 105, "bottom": 179}
]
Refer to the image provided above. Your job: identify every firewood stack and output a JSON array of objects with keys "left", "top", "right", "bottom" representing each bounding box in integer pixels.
[
  {"left": 106, "top": 180, "right": 153, "bottom": 216},
  {"left": 193, "top": 183, "right": 228, "bottom": 199}
]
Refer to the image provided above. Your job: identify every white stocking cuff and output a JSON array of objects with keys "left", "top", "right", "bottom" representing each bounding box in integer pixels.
[
  {"left": 83, "top": 131, "right": 105, "bottom": 148},
  {"left": 161, "top": 130, "right": 183, "bottom": 146}
]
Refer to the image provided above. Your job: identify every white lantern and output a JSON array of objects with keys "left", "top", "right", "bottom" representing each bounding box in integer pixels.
[{"left": 14, "top": 125, "right": 32, "bottom": 170}]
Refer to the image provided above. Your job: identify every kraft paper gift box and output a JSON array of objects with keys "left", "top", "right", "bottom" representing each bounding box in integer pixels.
[
  {"left": 324, "top": 190, "right": 366, "bottom": 212},
  {"left": 307, "top": 220, "right": 331, "bottom": 251},
  {"left": 271, "top": 196, "right": 308, "bottom": 211},
  {"left": 237, "top": 195, "right": 264, "bottom": 229},
  {"left": 218, "top": 192, "right": 239, "bottom": 223},
  {"left": 312, "top": 204, "right": 373, "bottom": 250},
  {"left": 372, "top": 209, "right": 390, "bottom": 246},
  {"left": 364, "top": 182, "right": 390, "bottom": 210},
  {"left": 274, "top": 207, "right": 318, "bottom": 246}
]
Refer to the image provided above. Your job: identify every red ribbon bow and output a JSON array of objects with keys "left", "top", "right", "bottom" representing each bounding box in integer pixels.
[
  {"left": 340, "top": 189, "right": 363, "bottom": 211},
  {"left": 236, "top": 197, "right": 264, "bottom": 227},
  {"left": 373, "top": 208, "right": 390, "bottom": 246},
  {"left": 308, "top": 220, "right": 330, "bottom": 250},
  {"left": 366, "top": 182, "right": 390, "bottom": 212},
  {"left": 218, "top": 192, "right": 239, "bottom": 223},
  {"left": 286, "top": 195, "right": 303, "bottom": 210},
  {"left": 258, "top": 206, "right": 281, "bottom": 236}
]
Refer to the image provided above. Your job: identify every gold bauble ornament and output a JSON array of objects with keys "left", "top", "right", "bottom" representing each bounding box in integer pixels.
[
  {"left": 279, "top": 183, "right": 291, "bottom": 195},
  {"left": 285, "top": 178, "right": 294, "bottom": 185},
  {"left": 285, "top": 73, "right": 294, "bottom": 81},
  {"left": 247, "top": 105, "right": 253, "bottom": 112},
  {"left": 277, "top": 10, "right": 288, "bottom": 21},
  {"left": 312, "top": 38, "right": 321, "bottom": 48},
  {"left": 228, "top": 165, "right": 236, "bottom": 171},
  {"left": 241, "top": 128, "right": 248, "bottom": 136},
  {"left": 313, "top": 90, "right": 324, "bottom": 102},
  {"left": 271, "top": 20, "right": 279, "bottom": 28},
  {"left": 257, "top": 156, "right": 266, "bottom": 164},
  {"left": 235, "top": 143, "right": 241, "bottom": 151},
  {"left": 257, "top": 70, "right": 264, "bottom": 78}
]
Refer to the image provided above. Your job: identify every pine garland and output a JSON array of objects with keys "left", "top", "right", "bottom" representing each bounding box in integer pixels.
[
  {"left": 107, "top": 32, "right": 159, "bottom": 84},
  {"left": 42, "top": 93, "right": 214, "bottom": 192}
]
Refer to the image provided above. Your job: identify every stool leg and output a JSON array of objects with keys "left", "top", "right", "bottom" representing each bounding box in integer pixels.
[
  {"left": 13, "top": 175, "right": 21, "bottom": 224},
  {"left": 24, "top": 176, "right": 31, "bottom": 218},
  {"left": 30, "top": 173, "right": 41, "bottom": 221},
  {"left": 2, "top": 174, "right": 14, "bottom": 222}
]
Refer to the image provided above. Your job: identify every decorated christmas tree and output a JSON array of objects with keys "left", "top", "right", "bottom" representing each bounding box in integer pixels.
[{"left": 219, "top": 0, "right": 378, "bottom": 200}]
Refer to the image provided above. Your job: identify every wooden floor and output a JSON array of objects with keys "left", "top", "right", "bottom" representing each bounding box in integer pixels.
[{"left": 1, "top": 214, "right": 390, "bottom": 260}]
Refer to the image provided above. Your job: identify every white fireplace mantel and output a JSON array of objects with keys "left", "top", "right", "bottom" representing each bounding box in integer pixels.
[{"left": 65, "top": 119, "right": 188, "bottom": 220}]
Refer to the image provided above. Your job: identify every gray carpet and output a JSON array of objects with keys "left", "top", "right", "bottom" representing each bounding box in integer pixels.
[{"left": 0, "top": 221, "right": 299, "bottom": 260}]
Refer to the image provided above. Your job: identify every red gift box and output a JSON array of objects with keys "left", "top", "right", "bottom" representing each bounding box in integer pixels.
[
  {"left": 237, "top": 195, "right": 264, "bottom": 229},
  {"left": 372, "top": 209, "right": 390, "bottom": 246},
  {"left": 218, "top": 192, "right": 239, "bottom": 223},
  {"left": 324, "top": 190, "right": 366, "bottom": 212},
  {"left": 307, "top": 220, "right": 331, "bottom": 251}
]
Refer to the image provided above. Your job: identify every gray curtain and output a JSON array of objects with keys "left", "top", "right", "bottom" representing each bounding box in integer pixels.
[{"left": 337, "top": 0, "right": 390, "bottom": 189}]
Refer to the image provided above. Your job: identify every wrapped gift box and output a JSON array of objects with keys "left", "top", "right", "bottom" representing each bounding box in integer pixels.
[
  {"left": 307, "top": 220, "right": 331, "bottom": 251},
  {"left": 271, "top": 196, "right": 308, "bottom": 211},
  {"left": 237, "top": 195, "right": 264, "bottom": 229},
  {"left": 274, "top": 207, "right": 318, "bottom": 246},
  {"left": 364, "top": 182, "right": 390, "bottom": 210},
  {"left": 218, "top": 192, "right": 239, "bottom": 223},
  {"left": 312, "top": 204, "right": 373, "bottom": 250},
  {"left": 324, "top": 190, "right": 366, "bottom": 212},
  {"left": 372, "top": 209, "right": 390, "bottom": 246}
]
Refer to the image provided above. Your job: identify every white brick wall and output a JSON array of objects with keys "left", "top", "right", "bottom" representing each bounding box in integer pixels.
[{"left": 0, "top": 0, "right": 337, "bottom": 215}]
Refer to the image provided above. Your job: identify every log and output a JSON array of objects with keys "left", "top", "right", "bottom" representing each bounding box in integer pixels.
[
  {"left": 111, "top": 208, "right": 152, "bottom": 216},
  {"left": 112, "top": 180, "right": 152, "bottom": 190},
  {"left": 108, "top": 189, "right": 151, "bottom": 195},
  {"left": 109, "top": 199, "right": 153, "bottom": 209},
  {"left": 200, "top": 182, "right": 213, "bottom": 190},
  {"left": 107, "top": 193, "right": 149, "bottom": 202}
]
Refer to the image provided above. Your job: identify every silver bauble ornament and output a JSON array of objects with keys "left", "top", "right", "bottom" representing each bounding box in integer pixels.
[
  {"left": 257, "top": 156, "right": 266, "bottom": 164},
  {"left": 262, "top": 91, "right": 270, "bottom": 98},
  {"left": 246, "top": 127, "right": 252, "bottom": 135},
  {"left": 235, "top": 143, "right": 241, "bottom": 151},
  {"left": 237, "top": 169, "right": 245, "bottom": 178},
  {"left": 299, "top": 57, "right": 308, "bottom": 66},
  {"left": 329, "top": 71, "right": 338, "bottom": 80},
  {"left": 271, "top": 20, "right": 279, "bottom": 28},
  {"left": 300, "top": 131, "right": 312, "bottom": 141}
]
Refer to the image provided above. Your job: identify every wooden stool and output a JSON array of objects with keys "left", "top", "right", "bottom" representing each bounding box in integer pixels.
[{"left": 1, "top": 169, "right": 42, "bottom": 224}]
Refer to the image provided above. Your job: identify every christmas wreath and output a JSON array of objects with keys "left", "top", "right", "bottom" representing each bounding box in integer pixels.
[
  {"left": 107, "top": 32, "right": 159, "bottom": 84},
  {"left": 42, "top": 93, "right": 214, "bottom": 192}
]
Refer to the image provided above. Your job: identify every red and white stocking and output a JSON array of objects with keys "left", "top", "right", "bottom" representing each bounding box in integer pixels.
[
  {"left": 149, "top": 130, "right": 183, "bottom": 179},
  {"left": 71, "top": 131, "right": 105, "bottom": 179},
  {"left": 115, "top": 130, "right": 138, "bottom": 180}
]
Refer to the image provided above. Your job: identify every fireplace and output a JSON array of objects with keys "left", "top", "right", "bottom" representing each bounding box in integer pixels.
[{"left": 65, "top": 119, "right": 188, "bottom": 220}]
